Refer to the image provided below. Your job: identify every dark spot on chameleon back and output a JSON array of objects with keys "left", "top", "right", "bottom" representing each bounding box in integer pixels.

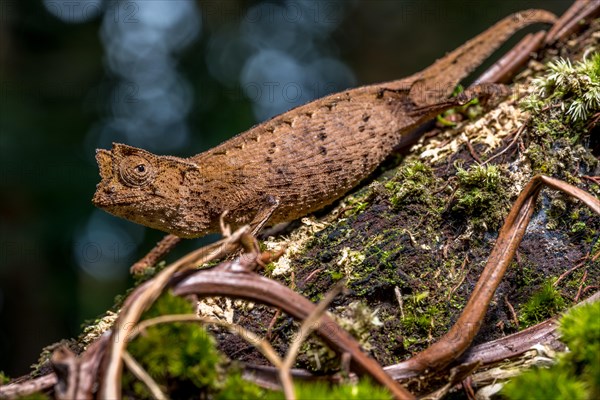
[{"left": 319, "top": 146, "right": 327, "bottom": 155}]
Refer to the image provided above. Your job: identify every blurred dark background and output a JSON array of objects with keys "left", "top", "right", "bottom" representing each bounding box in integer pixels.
[{"left": 0, "top": 0, "right": 570, "bottom": 376}]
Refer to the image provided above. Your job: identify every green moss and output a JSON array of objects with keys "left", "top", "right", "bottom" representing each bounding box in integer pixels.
[
  {"left": 0, "top": 371, "right": 9, "bottom": 385},
  {"left": 451, "top": 164, "right": 510, "bottom": 230},
  {"left": 518, "top": 279, "right": 566, "bottom": 328},
  {"left": 399, "top": 291, "right": 447, "bottom": 347},
  {"left": 294, "top": 378, "right": 392, "bottom": 400},
  {"left": 523, "top": 54, "right": 600, "bottom": 123},
  {"left": 385, "top": 161, "right": 443, "bottom": 209},
  {"left": 123, "top": 292, "right": 223, "bottom": 398},
  {"left": 560, "top": 301, "right": 600, "bottom": 369},
  {"left": 502, "top": 367, "right": 588, "bottom": 400},
  {"left": 520, "top": 54, "right": 599, "bottom": 185},
  {"left": 216, "top": 373, "right": 272, "bottom": 400},
  {"left": 503, "top": 301, "right": 600, "bottom": 400}
]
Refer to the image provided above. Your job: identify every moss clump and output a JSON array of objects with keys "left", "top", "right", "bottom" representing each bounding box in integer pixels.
[
  {"left": 502, "top": 301, "right": 600, "bottom": 400},
  {"left": 451, "top": 164, "right": 510, "bottom": 230},
  {"left": 519, "top": 279, "right": 566, "bottom": 327},
  {"left": 216, "top": 373, "right": 270, "bottom": 400},
  {"left": 293, "top": 378, "right": 392, "bottom": 400},
  {"left": 123, "top": 292, "right": 224, "bottom": 398},
  {"left": 0, "top": 371, "right": 9, "bottom": 385},
  {"left": 385, "top": 161, "right": 443, "bottom": 209},
  {"left": 521, "top": 54, "right": 599, "bottom": 180},
  {"left": 123, "top": 292, "right": 272, "bottom": 398},
  {"left": 523, "top": 54, "right": 600, "bottom": 123}
]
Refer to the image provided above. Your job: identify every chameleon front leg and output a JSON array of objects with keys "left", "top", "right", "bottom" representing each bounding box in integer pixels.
[
  {"left": 248, "top": 195, "right": 281, "bottom": 236},
  {"left": 130, "top": 197, "right": 280, "bottom": 274},
  {"left": 130, "top": 234, "right": 182, "bottom": 274}
]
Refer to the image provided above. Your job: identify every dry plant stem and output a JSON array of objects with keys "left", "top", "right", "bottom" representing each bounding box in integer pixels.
[
  {"left": 122, "top": 351, "right": 167, "bottom": 400},
  {"left": 280, "top": 281, "right": 346, "bottom": 400},
  {"left": 482, "top": 124, "right": 526, "bottom": 166},
  {"left": 236, "top": 291, "right": 600, "bottom": 386},
  {"left": 173, "top": 269, "right": 414, "bottom": 399},
  {"left": 50, "top": 347, "right": 77, "bottom": 400},
  {"left": 0, "top": 375, "right": 58, "bottom": 399},
  {"left": 389, "top": 175, "right": 600, "bottom": 376},
  {"left": 554, "top": 255, "right": 589, "bottom": 287},
  {"left": 99, "top": 226, "right": 251, "bottom": 400},
  {"left": 545, "top": 0, "right": 600, "bottom": 44}
]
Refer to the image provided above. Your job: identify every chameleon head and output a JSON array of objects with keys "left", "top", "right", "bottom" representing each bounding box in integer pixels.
[{"left": 92, "top": 143, "right": 210, "bottom": 237}]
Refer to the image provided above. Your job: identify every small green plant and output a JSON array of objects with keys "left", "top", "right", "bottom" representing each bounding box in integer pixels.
[
  {"left": 518, "top": 279, "right": 566, "bottom": 327},
  {"left": 522, "top": 53, "right": 600, "bottom": 123},
  {"left": 0, "top": 371, "right": 9, "bottom": 385},
  {"left": 385, "top": 161, "right": 440, "bottom": 208},
  {"left": 123, "top": 292, "right": 225, "bottom": 398},
  {"left": 452, "top": 163, "right": 509, "bottom": 230},
  {"left": 502, "top": 301, "right": 600, "bottom": 400}
]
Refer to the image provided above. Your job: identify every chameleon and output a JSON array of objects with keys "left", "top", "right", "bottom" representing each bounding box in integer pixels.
[{"left": 93, "top": 10, "right": 556, "bottom": 240}]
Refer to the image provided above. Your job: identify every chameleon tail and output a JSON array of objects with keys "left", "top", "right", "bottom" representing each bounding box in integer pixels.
[{"left": 407, "top": 9, "right": 556, "bottom": 107}]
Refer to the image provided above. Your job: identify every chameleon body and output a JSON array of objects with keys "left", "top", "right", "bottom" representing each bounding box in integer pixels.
[{"left": 93, "top": 10, "right": 556, "bottom": 238}]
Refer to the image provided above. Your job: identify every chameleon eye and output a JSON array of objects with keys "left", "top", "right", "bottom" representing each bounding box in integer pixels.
[{"left": 119, "top": 155, "right": 154, "bottom": 187}]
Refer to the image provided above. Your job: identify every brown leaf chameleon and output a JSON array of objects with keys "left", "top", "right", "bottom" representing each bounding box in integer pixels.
[{"left": 93, "top": 10, "right": 555, "bottom": 242}]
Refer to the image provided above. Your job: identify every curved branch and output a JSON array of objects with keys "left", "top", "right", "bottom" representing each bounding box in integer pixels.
[{"left": 173, "top": 269, "right": 414, "bottom": 399}]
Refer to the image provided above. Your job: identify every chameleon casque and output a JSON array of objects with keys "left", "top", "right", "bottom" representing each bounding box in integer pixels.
[{"left": 93, "top": 10, "right": 556, "bottom": 239}]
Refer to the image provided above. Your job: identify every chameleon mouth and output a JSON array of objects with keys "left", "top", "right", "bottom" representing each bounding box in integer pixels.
[{"left": 92, "top": 189, "right": 141, "bottom": 208}]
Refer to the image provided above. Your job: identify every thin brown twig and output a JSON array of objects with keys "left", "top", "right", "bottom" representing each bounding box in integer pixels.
[
  {"left": 554, "top": 254, "right": 589, "bottom": 287},
  {"left": 266, "top": 308, "right": 282, "bottom": 341},
  {"left": 574, "top": 270, "right": 588, "bottom": 303},
  {"left": 280, "top": 281, "right": 346, "bottom": 400},
  {"left": 447, "top": 255, "right": 470, "bottom": 300},
  {"left": 582, "top": 175, "right": 600, "bottom": 185},
  {"left": 465, "top": 139, "right": 482, "bottom": 164},
  {"left": 504, "top": 294, "right": 519, "bottom": 328},
  {"left": 582, "top": 285, "right": 599, "bottom": 295},
  {"left": 302, "top": 268, "right": 324, "bottom": 285},
  {"left": 99, "top": 225, "right": 251, "bottom": 399},
  {"left": 122, "top": 351, "right": 167, "bottom": 400},
  {"left": 482, "top": 124, "right": 526, "bottom": 166},
  {"left": 386, "top": 175, "right": 600, "bottom": 377}
]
